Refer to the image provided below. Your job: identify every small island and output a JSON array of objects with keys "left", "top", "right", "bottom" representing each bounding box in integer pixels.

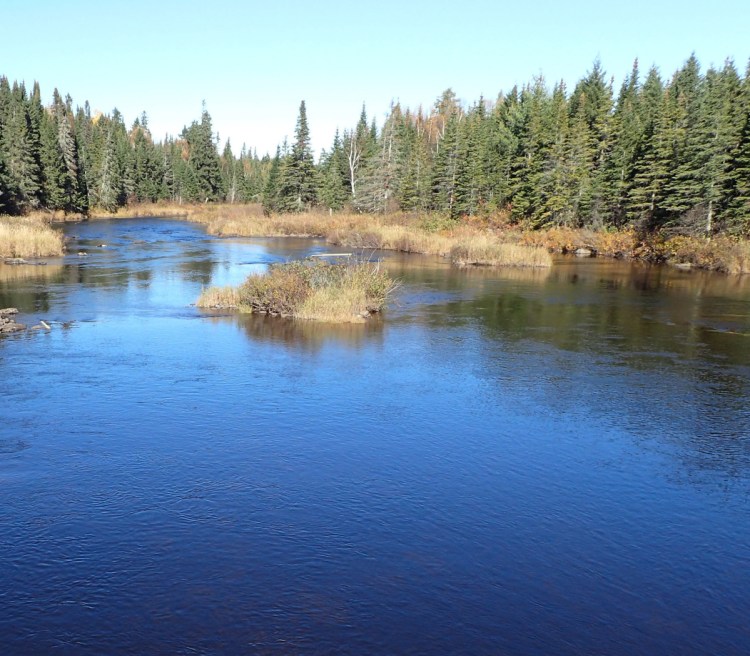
[{"left": 197, "top": 258, "right": 398, "bottom": 323}]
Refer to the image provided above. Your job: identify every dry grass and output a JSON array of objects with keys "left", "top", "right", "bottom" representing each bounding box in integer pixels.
[
  {"left": 295, "top": 285, "right": 371, "bottom": 322},
  {"left": 519, "top": 226, "right": 640, "bottom": 257},
  {"left": 658, "top": 236, "right": 750, "bottom": 275},
  {"left": 451, "top": 235, "right": 552, "bottom": 268},
  {"left": 197, "top": 259, "right": 398, "bottom": 323},
  {"left": 0, "top": 216, "right": 65, "bottom": 258},
  {"left": 89, "top": 202, "right": 191, "bottom": 219},
  {"left": 195, "top": 285, "right": 241, "bottom": 309},
  {"left": 328, "top": 223, "right": 455, "bottom": 256}
]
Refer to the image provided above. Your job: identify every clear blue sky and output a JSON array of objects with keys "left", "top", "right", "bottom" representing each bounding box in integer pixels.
[{"left": 2, "top": 0, "right": 748, "bottom": 157}]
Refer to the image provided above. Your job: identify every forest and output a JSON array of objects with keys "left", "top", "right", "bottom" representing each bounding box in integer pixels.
[{"left": 0, "top": 54, "right": 749, "bottom": 238}]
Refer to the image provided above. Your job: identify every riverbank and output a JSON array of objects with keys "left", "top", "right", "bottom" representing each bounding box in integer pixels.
[
  {"left": 0, "top": 216, "right": 65, "bottom": 258},
  {"left": 8, "top": 203, "right": 749, "bottom": 274},
  {"left": 184, "top": 204, "right": 749, "bottom": 274}
]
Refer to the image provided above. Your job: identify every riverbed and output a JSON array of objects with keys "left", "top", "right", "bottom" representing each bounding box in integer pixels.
[{"left": 1, "top": 218, "right": 749, "bottom": 654}]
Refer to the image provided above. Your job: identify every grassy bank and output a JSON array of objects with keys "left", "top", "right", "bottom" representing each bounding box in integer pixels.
[
  {"left": 70, "top": 202, "right": 750, "bottom": 274},
  {"left": 0, "top": 216, "right": 65, "bottom": 258},
  {"left": 451, "top": 235, "right": 552, "bottom": 268},
  {"left": 197, "top": 259, "right": 397, "bottom": 323}
]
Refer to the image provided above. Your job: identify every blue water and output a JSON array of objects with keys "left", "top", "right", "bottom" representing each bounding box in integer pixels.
[{"left": 1, "top": 218, "right": 749, "bottom": 654}]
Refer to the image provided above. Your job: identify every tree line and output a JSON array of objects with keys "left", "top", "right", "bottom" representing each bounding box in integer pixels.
[
  {"left": 0, "top": 80, "right": 267, "bottom": 214},
  {"left": 1, "top": 54, "right": 749, "bottom": 235}
]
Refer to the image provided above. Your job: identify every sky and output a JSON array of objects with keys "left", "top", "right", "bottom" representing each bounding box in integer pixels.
[{"left": 2, "top": 0, "right": 748, "bottom": 158}]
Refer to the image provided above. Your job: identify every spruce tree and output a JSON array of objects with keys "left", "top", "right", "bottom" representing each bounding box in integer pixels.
[
  {"left": 183, "top": 106, "right": 225, "bottom": 202},
  {"left": 319, "top": 130, "right": 349, "bottom": 211},
  {"left": 2, "top": 83, "right": 42, "bottom": 211},
  {"left": 262, "top": 146, "right": 282, "bottom": 213},
  {"left": 276, "top": 100, "right": 317, "bottom": 212}
]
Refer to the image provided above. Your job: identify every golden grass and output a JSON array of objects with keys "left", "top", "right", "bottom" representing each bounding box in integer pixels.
[
  {"left": 197, "top": 259, "right": 398, "bottom": 323},
  {"left": 451, "top": 235, "right": 553, "bottom": 268},
  {"left": 0, "top": 216, "right": 65, "bottom": 258},
  {"left": 296, "top": 285, "right": 370, "bottom": 322},
  {"left": 195, "top": 285, "right": 241, "bottom": 309},
  {"left": 88, "top": 202, "right": 191, "bottom": 219},
  {"left": 328, "top": 223, "right": 456, "bottom": 256}
]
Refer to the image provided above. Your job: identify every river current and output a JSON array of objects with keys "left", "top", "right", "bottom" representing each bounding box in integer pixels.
[{"left": 1, "top": 218, "right": 749, "bottom": 655}]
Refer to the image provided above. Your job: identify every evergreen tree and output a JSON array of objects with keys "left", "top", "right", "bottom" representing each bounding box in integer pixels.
[
  {"left": 662, "top": 54, "right": 705, "bottom": 229},
  {"left": 183, "top": 106, "right": 225, "bottom": 202},
  {"left": 132, "top": 114, "right": 161, "bottom": 202},
  {"left": 318, "top": 130, "right": 349, "bottom": 210},
  {"left": 343, "top": 105, "right": 375, "bottom": 201},
  {"left": 276, "top": 100, "right": 317, "bottom": 212},
  {"left": 626, "top": 67, "right": 671, "bottom": 229},
  {"left": 262, "top": 146, "right": 282, "bottom": 213}
]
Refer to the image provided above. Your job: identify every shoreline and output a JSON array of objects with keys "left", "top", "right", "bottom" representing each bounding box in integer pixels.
[{"left": 3, "top": 203, "right": 749, "bottom": 274}]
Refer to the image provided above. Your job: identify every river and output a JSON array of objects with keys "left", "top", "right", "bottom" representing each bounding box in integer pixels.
[{"left": 1, "top": 218, "right": 749, "bottom": 654}]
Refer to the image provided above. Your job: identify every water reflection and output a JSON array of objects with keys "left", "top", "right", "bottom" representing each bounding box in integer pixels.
[{"left": 234, "top": 312, "right": 385, "bottom": 351}]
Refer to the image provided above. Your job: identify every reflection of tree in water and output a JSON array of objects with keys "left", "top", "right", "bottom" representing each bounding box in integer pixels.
[
  {"left": 178, "top": 248, "right": 216, "bottom": 286},
  {"left": 228, "top": 313, "right": 385, "bottom": 352},
  {"left": 415, "top": 259, "right": 750, "bottom": 367},
  {"left": 429, "top": 260, "right": 750, "bottom": 486}
]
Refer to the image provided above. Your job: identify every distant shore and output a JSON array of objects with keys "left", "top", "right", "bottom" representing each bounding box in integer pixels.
[{"left": 3, "top": 203, "right": 748, "bottom": 274}]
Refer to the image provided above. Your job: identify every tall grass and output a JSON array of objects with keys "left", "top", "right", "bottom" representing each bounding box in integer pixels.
[
  {"left": 0, "top": 216, "right": 64, "bottom": 258},
  {"left": 450, "top": 235, "right": 552, "bottom": 268},
  {"left": 197, "top": 259, "right": 398, "bottom": 323},
  {"left": 195, "top": 285, "right": 241, "bottom": 309}
]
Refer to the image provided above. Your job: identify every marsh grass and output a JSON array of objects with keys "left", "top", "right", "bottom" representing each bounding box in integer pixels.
[
  {"left": 451, "top": 235, "right": 553, "bottom": 268},
  {"left": 198, "top": 259, "right": 398, "bottom": 323},
  {"left": 0, "top": 216, "right": 64, "bottom": 258},
  {"left": 195, "top": 285, "right": 241, "bottom": 309},
  {"left": 76, "top": 202, "right": 750, "bottom": 275}
]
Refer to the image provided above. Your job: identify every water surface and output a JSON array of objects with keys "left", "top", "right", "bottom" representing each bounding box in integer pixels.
[{"left": 1, "top": 218, "right": 749, "bottom": 655}]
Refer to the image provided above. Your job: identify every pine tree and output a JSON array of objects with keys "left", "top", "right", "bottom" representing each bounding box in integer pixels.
[
  {"left": 97, "top": 129, "right": 120, "bottom": 211},
  {"left": 723, "top": 61, "right": 750, "bottom": 233},
  {"left": 534, "top": 81, "right": 572, "bottom": 226},
  {"left": 132, "top": 114, "right": 161, "bottom": 202},
  {"left": 662, "top": 54, "right": 705, "bottom": 229},
  {"left": 318, "top": 130, "right": 349, "bottom": 211},
  {"left": 276, "top": 100, "right": 317, "bottom": 212},
  {"left": 430, "top": 111, "right": 461, "bottom": 214},
  {"left": 626, "top": 67, "right": 670, "bottom": 229},
  {"left": 1, "top": 83, "right": 39, "bottom": 211},
  {"left": 220, "top": 139, "right": 242, "bottom": 203},
  {"left": 183, "top": 106, "right": 225, "bottom": 202},
  {"left": 262, "top": 146, "right": 282, "bottom": 213},
  {"left": 602, "top": 60, "right": 642, "bottom": 226}
]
